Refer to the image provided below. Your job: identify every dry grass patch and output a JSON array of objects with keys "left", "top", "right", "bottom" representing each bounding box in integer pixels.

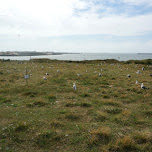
[
  {"left": 122, "top": 109, "right": 132, "bottom": 117},
  {"left": 88, "top": 127, "right": 112, "bottom": 146},
  {"left": 133, "top": 131, "right": 152, "bottom": 144},
  {"left": 93, "top": 111, "right": 108, "bottom": 122},
  {"left": 65, "top": 114, "right": 81, "bottom": 121},
  {"left": 113, "top": 136, "right": 139, "bottom": 152},
  {"left": 104, "top": 107, "right": 122, "bottom": 114},
  {"left": 15, "top": 122, "right": 29, "bottom": 132},
  {"left": 50, "top": 120, "right": 64, "bottom": 128},
  {"left": 26, "top": 100, "right": 48, "bottom": 107},
  {"left": 35, "top": 130, "right": 63, "bottom": 148},
  {"left": 102, "top": 100, "right": 122, "bottom": 107}
]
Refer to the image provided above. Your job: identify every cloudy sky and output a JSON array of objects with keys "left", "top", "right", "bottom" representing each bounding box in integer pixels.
[{"left": 0, "top": 0, "right": 152, "bottom": 53}]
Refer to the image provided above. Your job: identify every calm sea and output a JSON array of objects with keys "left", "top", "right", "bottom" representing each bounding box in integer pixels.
[{"left": 0, "top": 53, "right": 152, "bottom": 61}]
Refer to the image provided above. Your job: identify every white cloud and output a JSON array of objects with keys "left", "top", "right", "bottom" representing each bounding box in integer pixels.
[
  {"left": 122, "top": 0, "right": 152, "bottom": 6},
  {"left": 0, "top": 0, "right": 86, "bottom": 36},
  {"left": 0, "top": 0, "right": 152, "bottom": 37},
  {"left": 0, "top": 0, "right": 152, "bottom": 53}
]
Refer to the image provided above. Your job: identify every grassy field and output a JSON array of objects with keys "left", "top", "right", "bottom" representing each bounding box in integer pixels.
[{"left": 0, "top": 59, "right": 152, "bottom": 152}]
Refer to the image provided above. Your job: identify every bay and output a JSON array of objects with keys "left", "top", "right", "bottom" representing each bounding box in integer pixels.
[{"left": 0, "top": 53, "right": 152, "bottom": 61}]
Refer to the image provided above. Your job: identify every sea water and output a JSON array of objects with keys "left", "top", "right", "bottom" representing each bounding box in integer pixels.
[{"left": 0, "top": 53, "right": 152, "bottom": 61}]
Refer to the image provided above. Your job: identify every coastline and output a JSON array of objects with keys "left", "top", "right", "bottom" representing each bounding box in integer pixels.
[
  {"left": 0, "top": 53, "right": 152, "bottom": 61},
  {"left": 0, "top": 58, "right": 152, "bottom": 65}
]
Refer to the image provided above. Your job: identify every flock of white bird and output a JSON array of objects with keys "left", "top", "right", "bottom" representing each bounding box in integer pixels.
[
  {"left": 42, "top": 63, "right": 150, "bottom": 91},
  {"left": 27, "top": 63, "right": 151, "bottom": 90},
  {"left": 1, "top": 62, "right": 151, "bottom": 91},
  {"left": 127, "top": 66, "right": 149, "bottom": 89}
]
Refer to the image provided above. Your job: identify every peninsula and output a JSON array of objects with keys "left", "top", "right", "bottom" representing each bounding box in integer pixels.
[{"left": 0, "top": 51, "right": 77, "bottom": 56}]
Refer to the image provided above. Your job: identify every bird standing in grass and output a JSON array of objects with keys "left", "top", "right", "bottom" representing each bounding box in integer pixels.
[
  {"left": 141, "top": 83, "right": 149, "bottom": 89},
  {"left": 136, "top": 70, "right": 141, "bottom": 74},
  {"left": 43, "top": 77, "right": 47, "bottom": 80},
  {"left": 127, "top": 74, "right": 131, "bottom": 77},
  {"left": 73, "top": 83, "right": 77, "bottom": 90}
]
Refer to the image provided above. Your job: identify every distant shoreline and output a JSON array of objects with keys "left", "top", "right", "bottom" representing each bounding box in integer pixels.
[
  {"left": 0, "top": 53, "right": 152, "bottom": 61},
  {"left": 0, "top": 52, "right": 79, "bottom": 56},
  {"left": 138, "top": 53, "right": 152, "bottom": 55}
]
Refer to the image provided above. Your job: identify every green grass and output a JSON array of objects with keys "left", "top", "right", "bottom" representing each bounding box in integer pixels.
[{"left": 0, "top": 59, "right": 152, "bottom": 151}]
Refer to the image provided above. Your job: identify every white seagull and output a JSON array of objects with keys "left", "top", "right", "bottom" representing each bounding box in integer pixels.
[
  {"left": 136, "top": 70, "right": 141, "bottom": 74},
  {"left": 73, "top": 83, "right": 77, "bottom": 90},
  {"left": 127, "top": 74, "right": 131, "bottom": 77},
  {"left": 43, "top": 77, "right": 47, "bottom": 80},
  {"left": 141, "top": 83, "right": 149, "bottom": 89}
]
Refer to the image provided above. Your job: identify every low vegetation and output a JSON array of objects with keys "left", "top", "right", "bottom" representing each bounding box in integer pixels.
[{"left": 0, "top": 59, "right": 152, "bottom": 151}]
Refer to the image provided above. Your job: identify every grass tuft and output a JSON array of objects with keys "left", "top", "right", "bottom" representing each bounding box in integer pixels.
[
  {"left": 80, "top": 102, "right": 92, "bottom": 107},
  {"left": 36, "top": 130, "right": 59, "bottom": 148},
  {"left": 15, "top": 122, "right": 29, "bottom": 132},
  {"left": 23, "top": 91, "right": 37, "bottom": 97},
  {"left": 80, "top": 93, "right": 90, "bottom": 98},
  {"left": 133, "top": 131, "right": 152, "bottom": 144},
  {"left": 102, "top": 100, "right": 121, "bottom": 107},
  {"left": 50, "top": 121, "right": 64, "bottom": 128},
  {"left": 65, "top": 114, "right": 80, "bottom": 121},
  {"left": 48, "top": 95, "right": 57, "bottom": 102},
  {"left": 33, "top": 100, "right": 47, "bottom": 107},
  {"left": 65, "top": 102, "right": 76, "bottom": 107},
  {"left": 93, "top": 111, "right": 108, "bottom": 122},
  {"left": 89, "top": 127, "right": 111, "bottom": 146},
  {"left": 144, "top": 110, "right": 152, "bottom": 116},
  {"left": 114, "top": 136, "right": 139, "bottom": 152},
  {"left": 105, "top": 108, "right": 122, "bottom": 114}
]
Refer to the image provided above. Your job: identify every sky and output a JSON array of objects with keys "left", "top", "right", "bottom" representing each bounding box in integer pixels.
[{"left": 0, "top": 0, "right": 152, "bottom": 53}]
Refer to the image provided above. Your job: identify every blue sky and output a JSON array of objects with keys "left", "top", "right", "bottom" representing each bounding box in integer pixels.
[{"left": 0, "top": 0, "right": 152, "bottom": 53}]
